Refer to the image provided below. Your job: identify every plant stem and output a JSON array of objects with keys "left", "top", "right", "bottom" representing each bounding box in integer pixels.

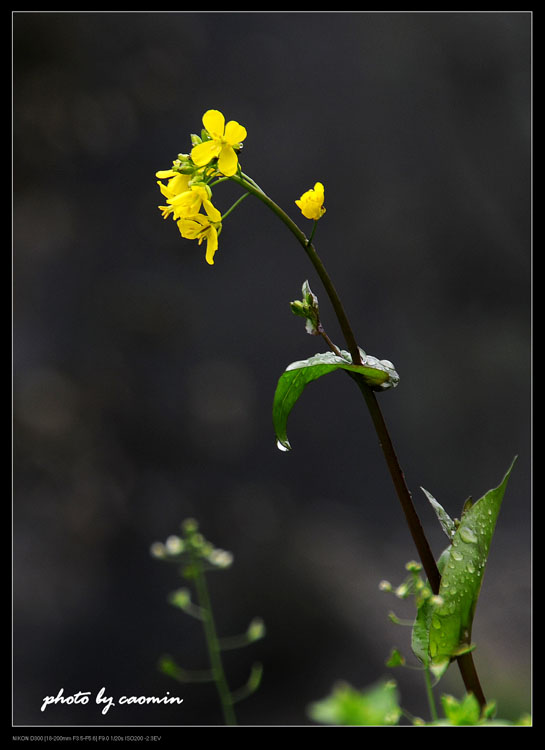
[
  {"left": 232, "top": 173, "right": 487, "bottom": 710},
  {"left": 231, "top": 174, "right": 362, "bottom": 366},
  {"left": 190, "top": 551, "right": 237, "bottom": 725},
  {"left": 424, "top": 667, "right": 439, "bottom": 723},
  {"left": 350, "top": 375, "right": 441, "bottom": 593},
  {"left": 221, "top": 190, "right": 250, "bottom": 221},
  {"left": 318, "top": 325, "right": 343, "bottom": 357}
]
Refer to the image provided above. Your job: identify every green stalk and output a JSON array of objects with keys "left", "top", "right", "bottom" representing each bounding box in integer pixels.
[
  {"left": 231, "top": 172, "right": 486, "bottom": 710},
  {"left": 424, "top": 666, "right": 439, "bottom": 723},
  {"left": 230, "top": 174, "right": 361, "bottom": 366},
  {"left": 221, "top": 190, "right": 250, "bottom": 221},
  {"left": 190, "top": 550, "right": 237, "bottom": 725}
]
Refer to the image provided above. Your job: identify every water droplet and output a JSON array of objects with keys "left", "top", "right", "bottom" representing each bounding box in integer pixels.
[
  {"left": 459, "top": 526, "right": 478, "bottom": 544},
  {"left": 451, "top": 550, "right": 463, "bottom": 561},
  {"left": 432, "top": 616, "right": 442, "bottom": 630},
  {"left": 467, "top": 561, "right": 475, "bottom": 574},
  {"left": 276, "top": 440, "right": 290, "bottom": 452}
]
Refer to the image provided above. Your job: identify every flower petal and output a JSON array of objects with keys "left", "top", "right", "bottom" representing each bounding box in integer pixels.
[
  {"left": 191, "top": 139, "right": 221, "bottom": 167},
  {"left": 217, "top": 144, "right": 238, "bottom": 177},
  {"left": 313, "top": 182, "right": 325, "bottom": 196},
  {"left": 177, "top": 214, "right": 207, "bottom": 240},
  {"left": 224, "top": 120, "right": 247, "bottom": 146},
  {"left": 204, "top": 226, "right": 219, "bottom": 265},
  {"left": 169, "top": 190, "right": 201, "bottom": 217},
  {"left": 168, "top": 173, "right": 191, "bottom": 194},
  {"left": 157, "top": 173, "right": 191, "bottom": 200},
  {"left": 202, "top": 109, "right": 225, "bottom": 139},
  {"left": 202, "top": 199, "right": 222, "bottom": 223}
]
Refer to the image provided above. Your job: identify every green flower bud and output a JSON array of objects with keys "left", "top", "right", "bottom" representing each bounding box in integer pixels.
[
  {"left": 290, "top": 300, "right": 306, "bottom": 316},
  {"left": 169, "top": 588, "right": 192, "bottom": 610},
  {"left": 246, "top": 617, "right": 266, "bottom": 641},
  {"left": 182, "top": 518, "right": 199, "bottom": 535}
]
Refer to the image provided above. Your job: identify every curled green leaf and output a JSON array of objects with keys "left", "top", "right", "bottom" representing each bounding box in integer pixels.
[{"left": 273, "top": 350, "right": 399, "bottom": 450}]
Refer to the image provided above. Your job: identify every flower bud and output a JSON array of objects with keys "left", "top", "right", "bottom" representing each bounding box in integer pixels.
[{"left": 247, "top": 617, "right": 266, "bottom": 641}]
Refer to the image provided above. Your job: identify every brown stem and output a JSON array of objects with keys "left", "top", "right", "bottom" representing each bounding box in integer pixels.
[{"left": 350, "top": 376, "right": 441, "bottom": 593}]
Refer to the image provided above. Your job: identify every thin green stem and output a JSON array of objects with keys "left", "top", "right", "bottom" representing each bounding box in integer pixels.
[
  {"left": 307, "top": 219, "right": 318, "bottom": 248},
  {"left": 230, "top": 174, "right": 362, "bottom": 366},
  {"left": 424, "top": 666, "right": 439, "bottom": 723},
  {"left": 232, "top": 172, "right": 487, "bottom": 711},
  {"left": 190, "top": 551, "right": 237, "bottom": 726},
  {"left": 221, "top": 191, "right": 250, "bottom": 221}
]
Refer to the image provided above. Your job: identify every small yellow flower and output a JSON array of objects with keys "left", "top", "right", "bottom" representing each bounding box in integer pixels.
[
  {"left": 191, "top": 109, "right": 247, "bottom": 177},
  {"left": 156, "top": 169, "right": 191, "bottom": 219},
  {"left": 177, "top": 213, "right": 222, "bottom": 266},
  {"left": 295, "top": 182, "right": 326, "bottom": 220},
  {"left": 168, "top": 183, "right": 218, "bottom": 219}
]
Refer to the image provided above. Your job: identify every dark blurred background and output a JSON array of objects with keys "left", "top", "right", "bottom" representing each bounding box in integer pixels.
[{"left": 13, "top": 11, "right": 531, "bottom": 727}]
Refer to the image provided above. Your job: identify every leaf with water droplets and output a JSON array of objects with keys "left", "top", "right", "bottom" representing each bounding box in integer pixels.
[
  {"left": 414, "top": 458, "right": 517, "bottom": 679},
  {"left": 272, "top": 350, "right": 399, "bottom": 450},
  {"left": 421, "top": 487, "right": 457, "bottom": 540}
]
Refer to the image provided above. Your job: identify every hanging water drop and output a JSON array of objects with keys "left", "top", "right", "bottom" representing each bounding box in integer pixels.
[{"left": 459, "top": 526, "right": 478, "bottom": 544}]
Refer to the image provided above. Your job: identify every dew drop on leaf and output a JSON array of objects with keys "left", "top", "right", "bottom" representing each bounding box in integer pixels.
[{"left": 459, "top": 526, "right": 478, "bottom": 544}]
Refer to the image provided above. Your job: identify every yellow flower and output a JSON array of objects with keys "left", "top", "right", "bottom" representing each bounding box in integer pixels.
[
  {"left": 176, "top": 198, "right": 223, "bottom": 265},
  {"left": 191, "top": 109, "right": 247, "bottom": 177},
  {"left": 295, "top": 182, "right": 326, "bottom": 220},
  {"left": 168, "top": 183, "right": 218, "bottom": 219},
  {"left": 177, "top": 213, "right": 222, "bottom": 266},
  {"left": 156, "top": 169, "right": 191, "bottom": 219}
]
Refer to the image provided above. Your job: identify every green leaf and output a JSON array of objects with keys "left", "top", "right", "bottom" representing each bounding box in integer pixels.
[
  {"left": 273, "top": 350, "right": 399, "bottom": 450},
  {"left": 308, "top": 680, "right": 401, "bottom": 726},
  {"left": 421, "top": 487, "right": 457, "bottom": 541},
  {"left": 411, "top": 591, "right": 436, "bottom": 666},
  {"left": 385, "top": 648, "right": 405, "bottom": 667},
  {"left": 413, "top": 458, "right": 517, "bottom": 679},
  {"left": 441, "top": 693, "right": 482, "bottom": 725}
]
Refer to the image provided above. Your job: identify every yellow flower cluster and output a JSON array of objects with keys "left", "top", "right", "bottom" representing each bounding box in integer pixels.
[
  {"left": 156, "top": 168, "right": 222, "bottom": 265},
  {"left": 156, "top": 109, "right": 327, "bottom": 265},
  {"left": 156, "top": 109, "right": 247, "bottom": 265}
]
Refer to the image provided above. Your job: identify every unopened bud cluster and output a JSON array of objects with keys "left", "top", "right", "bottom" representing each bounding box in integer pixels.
[{"left": 290, "top": 280, "right": 321, "bottom": 336}]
